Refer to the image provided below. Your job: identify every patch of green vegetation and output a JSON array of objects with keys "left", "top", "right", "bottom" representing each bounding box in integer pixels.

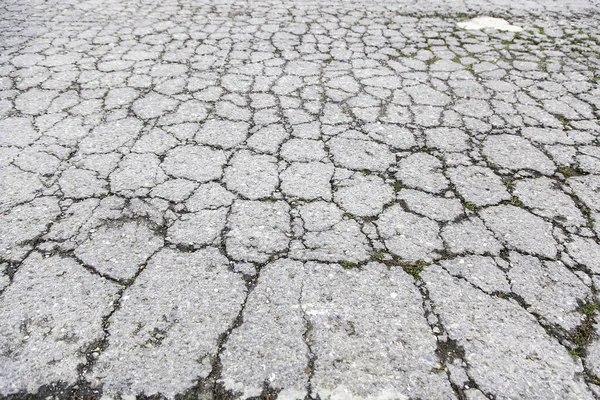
[
  {"left": 558, "top": 115, "right": 572, "bottom": 128},
  {"left": 581, "top": 207, "right": 594, "bottom": 228},
  {"left": 510, "top": 196, "right": 523, "bottom": 207},
  {"left": 403, "top": 260, "right": 428, "bottom": 280},
  {"left": 344, "top": 213, "right": 357, "bottom": 221},
  {"left": 325, "top": 57, "right": 334, "bottom": 64},
  {"left": 339, "top": 260, "right": 355, "bottom": 269},
  {"left": 426, "top": 56, "right": 441, "bottom": 65},
  {"left": 392, "top": 181, "right": 403, "bottom": 192},
  {"left": 571, "top": 301, "right": 600, "bottom": 360},
  {"left": 558, "top": 165, "right": 585, "bottom": 178},
  {"left": 372, "top": 250, "right": 388, "bottom": 262},
  {"left": 504, "top": 180, "right": 515, "bottom": 191},
  {"left": 464, "top": 202, "right": 480, "bottom": 211},
  {"left": 569, "top": 348, "right": 582, "bottom": 357},
  {"left": 580, "top": 302, "right": 599, "bottom": 317},
  {"left": 274, "top": 48, "right": 281, "bottom": 55}
]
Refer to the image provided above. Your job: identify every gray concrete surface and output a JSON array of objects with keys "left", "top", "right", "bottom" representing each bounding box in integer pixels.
[{"left": 1, "top": 0, "right": 600, "bottom": 398}]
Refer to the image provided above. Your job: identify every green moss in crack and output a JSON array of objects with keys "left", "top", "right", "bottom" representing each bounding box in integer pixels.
[
  {"left": 403, "top": 260, "right": 428, "bottom": 280},
  {"left": 371, "top": 250, "right": 388, "bottom": 262},
  {"left": 464, "top": 202, "right": 480, "bottom": 211},
  {"left": 558, "top": 165, "right": 586, "bottom": 178},
  {"left": 339, "top": 261, "right": 356, "bottom": 270},
  {"left": 510, "top": 195, "right": 523, "bottom": 207},
  {"left": 580, "top": 301, "right": 599, "bottom": 317}
]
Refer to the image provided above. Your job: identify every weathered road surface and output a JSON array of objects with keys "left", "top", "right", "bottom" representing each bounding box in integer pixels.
[{"left": 1, "top": 0, "right": 600, "bottom": 398}]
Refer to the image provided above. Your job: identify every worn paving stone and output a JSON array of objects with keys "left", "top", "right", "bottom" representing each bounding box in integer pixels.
[
  {"left": 167, "top": 209, "right": 228, "bottom": 247},
  {"left": 2, "top": 0, "right": 600, "bottom": 398},
  {"left": 74, "top": 221, "right": 164, "bottom": 280},
  {"left": 440, "top": 217, "right": 503, "bottom": 255},
  {"left": 333, "top": 173, "right": 394, "bottom": 217},
  {"left": 224, "top": 150, "right": 279, "bottom": 199},
  {"left": 482, "top": 134, "right": 556, "bottom": 175},
  {"left": 328, "top": 137, "right": 395, "bottom": 172},
  {"left": 1, "top": 253, "right": 119, "bottom": 395},
  {"left": 480, "top": 205, "right": 558, "bottom": 259},
  {"left": 375, "top": 204, "right": 443, "bottom": 262},
  {"left": 226, "top": 200, "right": 291, "bottom": 262},
  {"left": 423, "top": 265, "right": 594, "bottom": 400},
  {"left": 508, "top": 252, "right": 591, "bottom": 331},
  {"left": 305, "top": 262, "right": 455, "bottom": 399},
  {"left": 0, "top": 197, "right": 60, "bottom": 261},
  {"left": 281, "top": 162, "right": 334, "bottom": 201},
  {"left": 398, "top": 189, "right": 463, "bottom": 222},
  {"left": 447, "top": 166, "right": 511, "bottom": 207},
  {"left": 162, "top": 145, "right": 226, "bottom": 182},
  {"left": 513, "top": 177, "right": 586, "bottom": 226},
  {"left": 396, "top": 153, "right": 449, "bottom": 194},
  {"left": 220, "top": 259, "right": 308, "bottom": 398},
  {"left": 89, "top": 248, "right": 246, "bottom": 398},
  {"left": 439, "top": 255, "right": 510, "bottom": 294}
]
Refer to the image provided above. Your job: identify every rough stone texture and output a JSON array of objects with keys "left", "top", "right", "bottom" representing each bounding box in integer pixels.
[
  {"left": 334, "top": 173, "right": 394, "bottom": 217},
  {"left": 440, "top": 255, "right": 510, "bottom": 294},
  {"left": 74, "top": 221, "right": 164, "bottom": 280},
  {"left": 89, "top": 248, "right": 246, "bottom": 398},
  {"left": 0, "top": 197, "right": 60, "bottom": 261},
  {"left": 423, "top": 265, "right": 594, "bottom": 400},
  {"left": 514, "top": 177, "right": 586, "bottom": 226},
  {"left": 167, "top": 209, "right": 228, "bottom": 246},
  {"left": 328, "top": 137, "right": 395, "bottom": 172},
  {"left": 508, "top": 252, "right": 590, "bottom": 331},
  {"left": 441, "top": 217, "right": 503, "bottom": 255},
  {"left": 482, "top": 134, "right": 556, "bottom": 175},
  {"left": 480, "top": 205, "right": 557, "bottom": 258},
  {"left": 565, "top": 236, "right": 600, "bottom": 274},
  {"left": 281, "top": 162, "right": 334, "bottom": 200},
  {"left": 447, "top": 166, "right": 510, "bottom": 207},
  {"left": 568, "top": 175, "right": 600, "bottom": 212},
  {"left": 396, "top": 153, "right": 449, "bottom": 194},
  {"left": 220, "top": 259, "right": 308, "bottom": 398},
  {"left": 291, "top": 219, "right": 371, "bottom": 263},
  {"left": 2, "top": 0, "right": 600, "bottom": 397},
  {"left": 224, "top": 151, "right": 279, "bottom": 199},
  {"left": 226, "top": 200, "right": 291, "bottom": 262},
  {"left": 375, "top": 204, "right": 443, "bottom": 262},
  {"left": 1, "top": 253, "right": 119, "bottom": 394},
  {"left": 305, "top": 262, "right": 455, "bottom": 399},
  {"left": 162, "top": 145, "right": 226, "bottom": 182},
  {"left": 398, "top": 189, "right": 463, "bottom": 222}
]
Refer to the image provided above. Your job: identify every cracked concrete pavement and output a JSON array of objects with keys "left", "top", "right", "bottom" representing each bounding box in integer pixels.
[{"left": 1, "top": 0, "right": 600, "bottom": 398}]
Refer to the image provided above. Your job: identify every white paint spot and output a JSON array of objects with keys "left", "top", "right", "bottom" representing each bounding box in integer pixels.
[{"left": 457, "top": 16, "right": 523, "bottom": 32}]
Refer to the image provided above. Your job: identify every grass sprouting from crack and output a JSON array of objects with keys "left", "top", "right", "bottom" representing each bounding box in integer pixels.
[
  {"left": 402, "top": 260, "right": 429, "bottom": 280},
  {"left": 558, "top": 165, "right": 586, "bottom": 178}
]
